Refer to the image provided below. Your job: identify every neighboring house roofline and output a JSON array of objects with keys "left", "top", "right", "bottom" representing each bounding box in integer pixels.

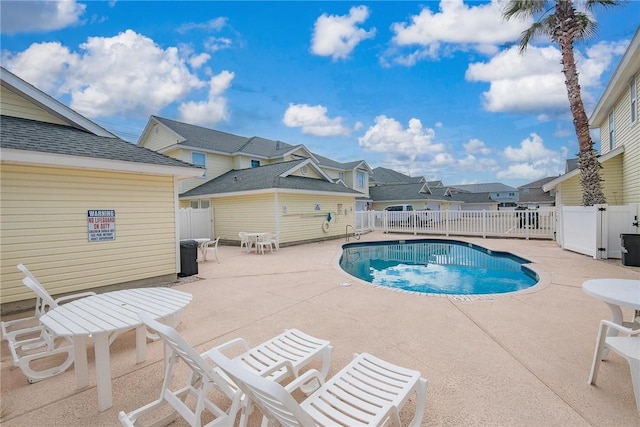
[
  {"left": 590, "top": 27, "right": 640, "bottom": 126},
  {"left": 542, "top": 145, "right": 625, "bottom": 192},
  {"left": 1, "top": 67, "right": 116, "bottom": 138},
  {"left": 138, "top": 116, "right": 186, "bottom": 147},
  {"left": 181, "top": 187, "right": 359, "bottom": 200}
]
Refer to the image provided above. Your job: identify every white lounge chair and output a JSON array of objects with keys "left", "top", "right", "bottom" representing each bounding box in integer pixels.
[
  {"left": 0, "top": 264, "right": 97, "bottom": 383},
  {"left": 589, "top": 319, "right": 640, "bottom": 411},
  {"left": 119, "top": 313, "right": 242, "bottom": 427},
  {"left": 204, "top": 236, "right": 220, "bottom": 263},
  {"left": 255, "top": 232, "right": 274, "bottom": 254},
  {"left": 208, "top": 348, "right": 428, "bottom": 427},
  {"left": 120, "top": 314, "right": 332, "bottom": 427}
]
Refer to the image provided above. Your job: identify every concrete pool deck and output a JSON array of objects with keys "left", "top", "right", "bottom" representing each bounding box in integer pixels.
[{"left": 1, "top": 232, "right": 639, "bottom": 426}]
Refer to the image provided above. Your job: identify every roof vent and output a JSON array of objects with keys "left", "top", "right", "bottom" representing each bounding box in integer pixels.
[{"left": 233, "top": 176, "right": 238, "bottom": 182}]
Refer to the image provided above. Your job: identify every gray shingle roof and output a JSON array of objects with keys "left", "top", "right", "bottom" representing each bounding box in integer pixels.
[
  {"left": 181, "top": 159, "right": 361, "bottom": 197},
  {"left": 371, "top": 167, "right": 424, "bottom": 185},
  {"left": 518, "top": 176, "right": 557, "bottom": 189},
  {"left": 449, "top": 182, "right": 517, "bottom": 193},
  {"left": 1, "top": 115, "right": 198, "bottom": 169},
  {"left": 369, "top": 183, "right": 454, "bottom": 202}
]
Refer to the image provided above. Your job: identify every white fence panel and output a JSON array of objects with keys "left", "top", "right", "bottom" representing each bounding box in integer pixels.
[
  {"left": 355, "top": 209, "right": 556, "bottom": 240},
  {"left": 179, "top": 208, "right": 212, "bottom": 240},
  {"left": 604, "top": 204, "right": 639, "bottom": 259},
  {"left": 560, "top": 206, "right": 597, "bottom": 257}
]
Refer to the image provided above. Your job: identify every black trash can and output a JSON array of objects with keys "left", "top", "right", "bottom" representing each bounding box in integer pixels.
[
  {"left": 620, "top": 234, "right": 640, "bottom": 267},
  {"left": 179, "top": 240, "right": 199, "bottom": 277}
]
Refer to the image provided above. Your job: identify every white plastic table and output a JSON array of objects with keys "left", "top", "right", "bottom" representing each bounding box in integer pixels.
[
  {"left": 244, "top": 232, "right": 267, "bottom": 253},
  {"left": 39, "top": 287, "right": 192, "bottom": 411},
  {"left": 583, "top": 278, "right": 640, "bottom": 324}
]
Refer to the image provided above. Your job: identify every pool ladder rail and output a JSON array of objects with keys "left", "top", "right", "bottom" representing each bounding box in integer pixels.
[{"left": 346, "top": 224, "right": 361, "bottom": 242}]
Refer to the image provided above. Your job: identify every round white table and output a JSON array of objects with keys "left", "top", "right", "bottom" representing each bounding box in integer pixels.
[{"left": 583, "top": 278, "right": 640, "bottom": 324}]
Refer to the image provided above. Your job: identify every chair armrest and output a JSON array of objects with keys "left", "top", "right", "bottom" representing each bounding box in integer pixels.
[
  {"left": 284, "top": 369, "right": 325, "bottom": 394},
  {"left": 214, "top": 337, "right": 251, "bottom": 353},
  {"left": 601, "top": 319, "right": 640, "bottom": 336},
  {"left": 259, "top": 359, "right": 297, "bottom": 379},
  {"left": 54, "top": 291, "right": 97, "bottom": 305}
]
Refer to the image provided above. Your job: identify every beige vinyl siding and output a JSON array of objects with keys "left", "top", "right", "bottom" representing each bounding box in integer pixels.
[
  {"left": 1, "top": 164, "right": 177, "bottom": 304},
  {"left": 211, "top": 192, "right": 355, "bottom": 245},
  {"left": 623, "top": 136, "right": 640, "bottom": 203},
  {"left": 212, "top": 194, "right": 276, "bottom": 241},
  {"left": 168, "top": 149, "right": 233, "bottom": 193},
  {"left": 557, "top": 155, "right": 624, "bottom": 205},
  {"left": 277, "top": 193, "right": 355, "bottom": 243},
  {"left": 289, "top": 167, "right": 322, "bottom": 179},
  {"left": 143, "top": 121, "right": 183, "bottom": 152},
  {"left": 1, "top": 86, "right": 67, "bottom": 126}
]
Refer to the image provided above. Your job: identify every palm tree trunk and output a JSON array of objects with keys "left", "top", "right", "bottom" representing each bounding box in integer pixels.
[{"left": 555, "top": 3, "right": 606, "bottom": 205}]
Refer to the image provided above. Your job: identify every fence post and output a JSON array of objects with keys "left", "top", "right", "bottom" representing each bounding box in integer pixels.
[
  {"left": 482, "top": 211, "right": 487, "bottom": 238},
  {"left": 445, "top": 210, "right": 450, "bottom": 237}
]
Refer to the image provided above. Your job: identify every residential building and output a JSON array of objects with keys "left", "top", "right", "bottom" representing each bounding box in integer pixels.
[
  {"left": 544, "top": 28, "right": 639, "bottom": 205},
  {"left": 449, "top": 182, "right": 519, "bottom": 207},
  {"left": 517, "top": 177, "right": 556, "bottom": 208},
  {"left": 0, "top": 67, "right": 202, "bottom": 309},
  {"left": 138, "top": 116, "right": 367, "bottom": 245}
]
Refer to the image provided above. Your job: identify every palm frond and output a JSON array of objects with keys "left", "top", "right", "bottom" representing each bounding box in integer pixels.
[
  {"left": 519, "top": 20, "right": 552, "bottom": 51},
  {"left": 573, "top": 12, "right": 598, "bottom": 40},
  {"left": 503, "top": 0, "right": 548, "bottom": 20},
  {"left": 585, "top": 0, "right": 623, "bottom": 10}
]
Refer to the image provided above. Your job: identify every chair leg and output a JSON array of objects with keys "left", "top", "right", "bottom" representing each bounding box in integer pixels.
[
  {"left": 629, "top": 358, "right": 640, "bottom": 411},
  {"left": 589, "top": 321, "right": 609, "bottom": 385}
]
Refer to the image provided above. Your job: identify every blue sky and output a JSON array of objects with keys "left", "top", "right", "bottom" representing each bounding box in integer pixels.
[{"left": 1, "top": 1, "right": 638, "bottom": 188}]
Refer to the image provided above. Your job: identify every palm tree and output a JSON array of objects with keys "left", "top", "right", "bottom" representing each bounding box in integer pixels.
[{"left": 503, "top": 0, "right": 621, "bottom": 206}]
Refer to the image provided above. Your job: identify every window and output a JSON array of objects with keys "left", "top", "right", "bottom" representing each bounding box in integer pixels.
[
  {"left": 508, "top": 192, "right": 515, "bottom": 196},
  {"left": 631, "top": 76, "right": 637, "bottom": 125},
  {"left": 608, "top": 109, "right": 615, "bottom": 151},
  {"left": 190, "top": 200, "right": 210, "bottom": 209},
  {"left": 191, "top": 152, "right": 206, "bottom": 177},
  {"left": 523, "top": 188, "right": 530, "bottom": 195},
  {"left": 357, "top": 171, "right": 365, "bottom": 188},
  {"left": 251, "top": 159, "right": 260, "bottom": 168}
]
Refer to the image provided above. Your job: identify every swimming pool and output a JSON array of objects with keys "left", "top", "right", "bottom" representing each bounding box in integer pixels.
[{"left": 339, "top": 239, "right": 538, "bottom": 295}]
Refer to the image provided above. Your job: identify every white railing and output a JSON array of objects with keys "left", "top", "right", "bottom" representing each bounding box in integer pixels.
[{"left": 356, "top": 209, "right": 556, "bottom": 240}]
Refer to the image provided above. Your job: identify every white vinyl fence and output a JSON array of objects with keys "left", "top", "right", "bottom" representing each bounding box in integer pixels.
[
  {"left": 356, "top": 209, "right": 556, "bottom": 240},
  {"left": 559, "top": 203, "right": 639, "bottom": 259},
  {"left": 179, "top": 208, "right": 212, "bottom": 240}
]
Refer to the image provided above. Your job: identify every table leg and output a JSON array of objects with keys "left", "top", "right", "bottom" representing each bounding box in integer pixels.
[
  {"left": 73, "top": 335, "right": 89, "bottom": 389},
  {"left": 135, "top": 326, "right": 146, "bottom": 364},
  {"left": 94, "top": 332, "right": 113, "bottom": 411}
]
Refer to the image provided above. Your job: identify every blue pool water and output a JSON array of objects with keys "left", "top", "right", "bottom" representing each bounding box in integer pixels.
[{"left": 339, "top": 239, "right": 538, "bottom": 295}]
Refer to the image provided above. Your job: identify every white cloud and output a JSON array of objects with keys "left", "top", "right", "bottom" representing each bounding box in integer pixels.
[
  {"left": 188, "top": 53, "right": 211, "bottom": 69},
  {"left": 282, "top": 104, "right": 351, "bottom": 136},
  {"left": 178, "top": 71, "right": 234, "bottom": 126},
  {"left": 466, "top": 40, "right": 629, "bottom": 115},
  {"left": 497, "top": 133, "right": 566, "bottom": 179},
  {"left": 204, "top": 37, "right": 233, "bottom": 53},
  {"left": 1, "top": 0, "right": 86, "bottom": 34},
  {"left": 358, "top": 116, "right": 444, "bottom": 156},
  {"left": 311, "top": 5, "right": 375, "bottom": 61},
  {"left": 2, "top": 30, "right": 231, "bottom": 120},
  {"left": 389, "top": 0, "right": 530, "bottom": 63},
  {"left": 177, "top": 17, "right": 227, "bottom": 34},
  {"left": 463, "top": 138, "right": 491, "bottom": 155}
]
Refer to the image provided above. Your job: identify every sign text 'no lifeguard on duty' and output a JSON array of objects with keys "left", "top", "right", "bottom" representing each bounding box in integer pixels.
[{"left": 87, "top": 210, "right": 116, "bottom": 242}]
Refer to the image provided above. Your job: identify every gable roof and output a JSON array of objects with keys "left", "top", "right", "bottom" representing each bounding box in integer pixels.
[
  {"left": 181, "top": 159, "right": 361, "bottom": 198},
  {"left": 449, "top": 182, "right": 517, "bottom": 193},
  {"left": 1, "top": 116, "right": 201, "bottom": 176},
  {"left": 1, "top": 67, "right": 115, "bottom": 138},
  {"left": 518, "top": 176, "right": 557, "bottom": 189},
  {"left": 369, "top": 182, "right": 455, "bottom": 203},
  {"left": 371, "top": 167, "right": 424, "bottom": 185}
]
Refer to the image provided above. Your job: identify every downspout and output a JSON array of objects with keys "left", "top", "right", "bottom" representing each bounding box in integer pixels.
[
  {"left": 274, "top": 190, "right": 280, "bottom": 235},
  {"left": 174, "top": 176, "right": 181, "bottom": 274}
]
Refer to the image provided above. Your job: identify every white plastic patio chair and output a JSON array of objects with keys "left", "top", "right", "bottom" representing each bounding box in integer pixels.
[
  {"left": 119, "top": 313, "right": 243, "bottom": 427},
  {"left": 272, "top": 232, "right": 280, "bottom": 251},
  {"left": 0, "top": 264, "right": 98, "bottom": 383},
  {"left": 204, "top": 236, "right": 220, "bottom": 263},
  {"left": 207, "top": 348, "right": 428, "bottom": 427},
  {"left": 589, "top": 319, "right": 640, "bottom": 411},
  {"left": 255, "top": 232, "right": 274, "bottom": 255},
  {"left": 239, "top": 232, "right": 250, "bottom": 252},
  {"left": 3, "top": 277, "right": 78, "bottom": 383}
]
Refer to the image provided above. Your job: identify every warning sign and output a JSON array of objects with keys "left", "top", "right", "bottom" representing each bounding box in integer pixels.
[{"left": 87, "top": 210, "right": 116, "bottom": 242}]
